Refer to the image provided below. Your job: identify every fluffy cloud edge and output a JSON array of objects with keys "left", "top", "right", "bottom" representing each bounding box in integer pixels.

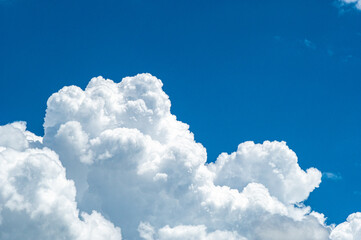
[
  {"left": 0, "top": 73, "right": 359, "bottom": 239},
  {"left": 0, "top": 122, "right": 122, "bottom": 240}
]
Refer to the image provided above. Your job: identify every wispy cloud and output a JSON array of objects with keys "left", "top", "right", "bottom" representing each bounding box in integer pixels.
[
  {"left": 338, "top": 0, "right": 361, "bottom": 11},
  {"left": 273, "top": 35, "right": 282, "bottom": 41},
  {"left": 353, "top": 190, "right": 361, "bottom": 196},
  {"left": 304, "top": 39, "right": 317, "bottom": 50},
  {"left": 323, "top": 172, "right": 342, "bottom": 181},
  {"left": 327, "top": 49, "right": 335, "bottom": 56}
]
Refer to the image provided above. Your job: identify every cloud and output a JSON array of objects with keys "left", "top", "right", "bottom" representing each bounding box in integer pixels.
[
  {"left": 138, "top": 223, "right": 247, "bottom": 240},
  {"left": 208, "top": 141, "right": 321, "bottom": 204},
  {"left": 304, "top": 39, "right": 317, "bottom": 50},
  {"left": 339, "top": 0, "right": 361, "bottom": 10},
  {"left": 330, "top": 213, "right": 361, "bottom": 239},
  {"left": 0, "top": 73, "right": 360, "bottom": 239},
  {"left": 323, "top": 172, "right": 342, "bottom": 181},
  {"left": 0, "top": 122, "right": 122, "bottom": 240}
]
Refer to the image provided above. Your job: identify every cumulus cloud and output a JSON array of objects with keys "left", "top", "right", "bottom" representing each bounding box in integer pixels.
[
  {"left": 0, "top": 123, "right": 122, "bottom": 240},
  {"left": 0, "top": 73, "right": 359, "bottom": 239},
  {"left": 330, "top": 213, "right": 361, "bottom": 239}
]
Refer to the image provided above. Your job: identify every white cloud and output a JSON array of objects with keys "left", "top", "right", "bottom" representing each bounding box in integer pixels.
[
  {"left": 0, "top": 73, "right": 359, "bottom": 239},
  {"left": 323, "top": 172, "right": 342, "bottom": 181},
  {"left": 339, "top": 0, "right": 361, "bottom": 10},
  {"left": 138, "top": 222, "right": 246, "bottom": 240},
  {"left": 207, "top": 141, "right": 321, "bottom": 204},
  {"left": 330, "top": 213, "right": 361, "bottom": 239},
  {"left": 157, "top": 224, "right": 246, "bottom": 240},
  {"left": 0, "top": 123, "right": 122, "bottom": 240}
]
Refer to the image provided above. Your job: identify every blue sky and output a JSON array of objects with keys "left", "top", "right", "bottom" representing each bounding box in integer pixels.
[{"left": 1, "top": 0, "right": 361, "bottom": 226}]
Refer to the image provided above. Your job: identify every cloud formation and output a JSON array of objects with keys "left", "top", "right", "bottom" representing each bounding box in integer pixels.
[
  {"left": 0, "top": 73, "right": 360, "bottom": 239},
  {"left": 340, "top": 0, "right": 361, "bottom": 10},
  {"left": 0, "top": 122, "right": 122, "bottom": 240}
]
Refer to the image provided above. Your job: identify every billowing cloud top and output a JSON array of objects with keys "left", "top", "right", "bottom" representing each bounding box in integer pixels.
[{"left": 0, "top": 74, "right": 359, "bottom": 239}]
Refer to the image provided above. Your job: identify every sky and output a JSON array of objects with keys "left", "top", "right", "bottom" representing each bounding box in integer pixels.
[{"left": 1, "top": 0, "right": 361, "bottom": 239}]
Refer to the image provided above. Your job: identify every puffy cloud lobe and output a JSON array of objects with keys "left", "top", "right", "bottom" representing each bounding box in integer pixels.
[
  {"left": 1, "top": 73, "right": 359, "bottom": 239},
  {"left": 0, "top": 122, "right": 41, "bottom": 151},
  {"left": 41, "top": 74, "right": 331, "bottom": 239},
  {"left": 43, "top": 75, "right": 210, "bottom": 237},
  {"left": 330, "top": 213, "right": 361, "bottom": 240},
  {"left": 0, "top": 123, "right": 122, "bottom": 240},
  {"left": 207, "top": 141, "right": 321, "bottom": 204}
]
